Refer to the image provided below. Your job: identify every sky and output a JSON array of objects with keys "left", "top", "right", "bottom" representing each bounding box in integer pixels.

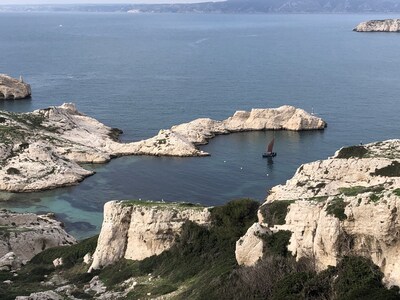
[{"left": 0, "top": 0, "right": 214, "bottom": 3}]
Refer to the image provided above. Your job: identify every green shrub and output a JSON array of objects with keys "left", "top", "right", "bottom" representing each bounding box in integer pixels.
[
  {"left": 6, "top": 167, "right": 20, "bottom": 175},
  {"left": 30, "top": 235, "right": 98, "bottom": 267},
  {"left": 260, "top": 200, "right": 294, "bottom": 226},
  {"left": 326, "top": 198, "right": 347, "bottom": 221},
  {"left": 262, "top": 230, "right": 292, "bottom": 257},
  {"left": 271, "top": 272, "right": 314, "bottom": 300},
  {"left": 393, "top": 188, "right": 400, "bottom": 197},
  {"left": 372, "top": 161, "right": 400, "bottom": 177},
  {"left": 336, "top": 146, "right": 368, "bottom": 159}
]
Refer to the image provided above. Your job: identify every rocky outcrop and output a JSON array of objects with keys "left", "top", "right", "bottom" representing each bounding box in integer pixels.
[
  {"left": 0, "top": 210, "right": 76, "bottom": 269},
  {"left": 0, "top": 74, "right": 31, "bottom": 100},
  {"left": 0, "top": 104, "right": 326, "bottom": 192},
  {"left": 236, "top": 139, "right": 400, "bottom": 286},
  {"left": 354, "top": 19, "right": 400, "bottom": 32},
  {"left": 89, "top": 201, "right": 210, "bottom": 271}
]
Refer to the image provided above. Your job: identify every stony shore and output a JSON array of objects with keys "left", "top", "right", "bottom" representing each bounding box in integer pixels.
[{"left": 0, "top": 103, "right": 326, "bottom": 192}]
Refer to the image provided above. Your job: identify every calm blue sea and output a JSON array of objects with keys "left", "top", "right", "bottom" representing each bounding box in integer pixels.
[{"left": 0, "top": 12, "right": 399, "bottom": 238}]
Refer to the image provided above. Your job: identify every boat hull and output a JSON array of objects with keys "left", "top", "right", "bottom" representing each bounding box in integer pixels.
[{"left": 262, "top": 152, "right": 277, "bottom": 158}]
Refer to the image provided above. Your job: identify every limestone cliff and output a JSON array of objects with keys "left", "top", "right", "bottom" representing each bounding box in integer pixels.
[
  {"left": 0, "top": 210, "right": 76, "bottom": 270},
  {"left": 354, "top": 19, "right": 400, "bottom": 32},
  {"left": 89, "top": 201, "right": 210, "bottom": 271},
  {"left": 0, "top": 104, "right": 326, "bottom": 192},
  {"left": 236, "top": 140, "right": 400, "bottom": 286},
  {"left": 0, "top": 74, "right": 31, "bottom": 100}
]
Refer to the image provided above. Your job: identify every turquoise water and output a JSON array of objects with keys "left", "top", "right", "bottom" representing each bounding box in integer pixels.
[{"left": 0, "top": 13, "right": 400, "bottom": 238}]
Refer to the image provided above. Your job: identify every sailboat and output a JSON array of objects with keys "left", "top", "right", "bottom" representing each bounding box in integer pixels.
[{"left": 262, "top": 138, "right": 277, "bottom": 158}]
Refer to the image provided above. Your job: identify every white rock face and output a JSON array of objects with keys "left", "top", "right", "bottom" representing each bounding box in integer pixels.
[
  {"left": 0, "top": 104, "right": 326, "bottom": 192},
  {"left": 235, "top": 223, "right": 269, "bottom": 266},
  {"left": 0, "top": 74, "right": 31, "bottom": 100},
  {"left": 15, "top": 290, "right": 63, "bottom": 300},
  {"left": 0, "top": 210, "right": 76, "bottom": 266},
  {"left": 236, "top": 140, "right": 400, "bottom": 286},
  {"left": 89, "top": 201, "right": 211, "bottom": 271},
  {"left": 354, "top": 19, "right": 400, "bottom": 32}
]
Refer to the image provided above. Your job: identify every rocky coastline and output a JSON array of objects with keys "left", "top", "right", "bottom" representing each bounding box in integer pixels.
[
  {"left": 236, "top": 139, "right": 400, "bottom": 286},
  {"left": 354, "top": 19, "right": 400, "bottom": 32},
  {"left": 0, "top": 74, "right": 31, "bottom": 100},
  {"left": 0, "top": 103, "right": 326, "bottom": 192}
]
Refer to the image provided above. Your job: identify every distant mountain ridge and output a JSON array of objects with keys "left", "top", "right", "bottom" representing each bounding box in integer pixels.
[{"left": 2, "top": 0, "right": 400, "bottom": 13}]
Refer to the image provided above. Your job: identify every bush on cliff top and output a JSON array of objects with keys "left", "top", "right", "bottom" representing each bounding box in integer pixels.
[
  {"left": 336, "top": 145, "right": 368, "bottom": 159},
  {"left": 260, "top": 200, "right": 294, "bottom": 226}
]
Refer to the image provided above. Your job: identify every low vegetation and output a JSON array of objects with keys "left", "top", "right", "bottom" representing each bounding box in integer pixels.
[
  {"left": 336, "top": 145, "right": 368, "bottom": 159},
  {"left": 259, "top": 200, "right": 294, "bottom": 226},
  {"left": 326, "top": 197, "right": 348, "bottom": 221},
  {"left": 1, "top": 199, "right": 399, "bottom": 299},
  {"left": 372, "top": 161, "right": 400, "bottom": 177},
  {"left": 339, "top": 184, "right": 384, "bottom": 196}
]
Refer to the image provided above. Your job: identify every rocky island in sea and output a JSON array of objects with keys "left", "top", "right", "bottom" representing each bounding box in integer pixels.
[
  {"left": 0, "top": 74, "right": 31, "bottom": 100},
  {"left": 0, "top": 103, "right": 325, "bottom": 192},
  {"left": 354, "top": 18, "right": 400, "bottom": 32}
]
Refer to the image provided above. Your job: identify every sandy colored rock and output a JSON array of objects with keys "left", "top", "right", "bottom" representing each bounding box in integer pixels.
[
  {"left": 0, "top": 103, "right": 325, "bottom": 192},
  {"left": 0, "top": 74, "right": 31, "bottom": 100},
  {"left": 354, "top": 19, "right": 400, "bottom": 32},
  {"left": 0, "top": 210, "right": 76, "bottom": 266},
  {"left": 235, "top": 223, "right": 269, "bottom": 266},
  {"left": 237, "top": 139, "right": 400, "bottom": 286},
  {"left": 89, "top": 201, "right": 210, "bottom": 271}
]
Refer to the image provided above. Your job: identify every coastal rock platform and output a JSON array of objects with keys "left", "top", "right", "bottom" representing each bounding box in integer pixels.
[{"left": 0, "top": 103, "right": 326, "bottom": 192}]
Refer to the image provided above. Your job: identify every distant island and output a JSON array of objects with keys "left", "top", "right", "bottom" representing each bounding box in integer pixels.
[
  {"left": 354, "top": 18, "right": 400, "bottom": 32},
  {"left": 3, "top": 0, "right": 400, "bottom": 14}
]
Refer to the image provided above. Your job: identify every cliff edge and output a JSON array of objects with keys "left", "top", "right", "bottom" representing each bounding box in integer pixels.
[
  {"left": 89, "top": 200, "right": 210, "bottom": 271},
  {"left": 236, "top": 139, "right": 400, "bottom": 286},
  {"left": 0, "top": 74, "right": 31, "bottom": 100}
]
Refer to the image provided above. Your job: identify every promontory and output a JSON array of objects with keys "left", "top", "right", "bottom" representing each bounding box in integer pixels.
[
  {"left": 0, "top": 103, "right": 325, "bottom": 192},
  {"left": 0, "top": 74, "right": 31, "bottom": 100},
  {"left": 354, "top": 19, "right": 400, "bottom": 32}
]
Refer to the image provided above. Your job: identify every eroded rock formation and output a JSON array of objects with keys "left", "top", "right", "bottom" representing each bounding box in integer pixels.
[
  {"left": 0, "top": 104, "right": 326, "bottom": 192},
  {"left": 89, "top": 201, "right": 210, "bottom": 271},
  {"left": 0, "top": 74, "right": 31, "bottom": 100},
  {"left": 236, "top": 140, "right": 400, "bottom": 286},
  {"left": 354, "top": 19, "right": 400, "bottom": 32},
  {"left": 0, "top": 210, "right": 76, "bottom": 270}
]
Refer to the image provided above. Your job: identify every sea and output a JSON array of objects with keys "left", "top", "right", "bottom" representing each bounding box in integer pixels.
[{"left": 0, "top": 12, "right": 399, "bottom": 238}]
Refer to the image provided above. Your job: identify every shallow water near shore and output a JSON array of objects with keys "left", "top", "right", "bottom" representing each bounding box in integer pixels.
[{"left": 0, "top": 13, "right": 400, "bottom": 238}]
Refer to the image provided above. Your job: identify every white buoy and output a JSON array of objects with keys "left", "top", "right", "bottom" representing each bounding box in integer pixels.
[{"left": 240, "top": 167, "right": 243, "bottom": 170}]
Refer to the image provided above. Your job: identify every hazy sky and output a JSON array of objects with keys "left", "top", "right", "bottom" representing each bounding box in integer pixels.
[{"left": 0, "top": 0, "right": 215, "bottom": 3}]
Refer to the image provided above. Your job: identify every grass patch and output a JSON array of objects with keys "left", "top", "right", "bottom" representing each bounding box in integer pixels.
[
  {"left": 371, "top": 161, "right": 400, "bottom": 177},
  {"left": 122, "top": 200, "right": 204, "bottom": 210},
  {"left": 326, "top": 198, "right": 347, "bottom": 221},
  {"left": 393, "top": 188, "right": 400, "bottom": 197},
  {"left": 339, "top": 185, "right": 384, "bottom": 197},
  {"left": 336, "top": 145, "right": 368, "bottom": 159},
  {"left": 260, "top": 200, "right": 295, "bottom": 226}
]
